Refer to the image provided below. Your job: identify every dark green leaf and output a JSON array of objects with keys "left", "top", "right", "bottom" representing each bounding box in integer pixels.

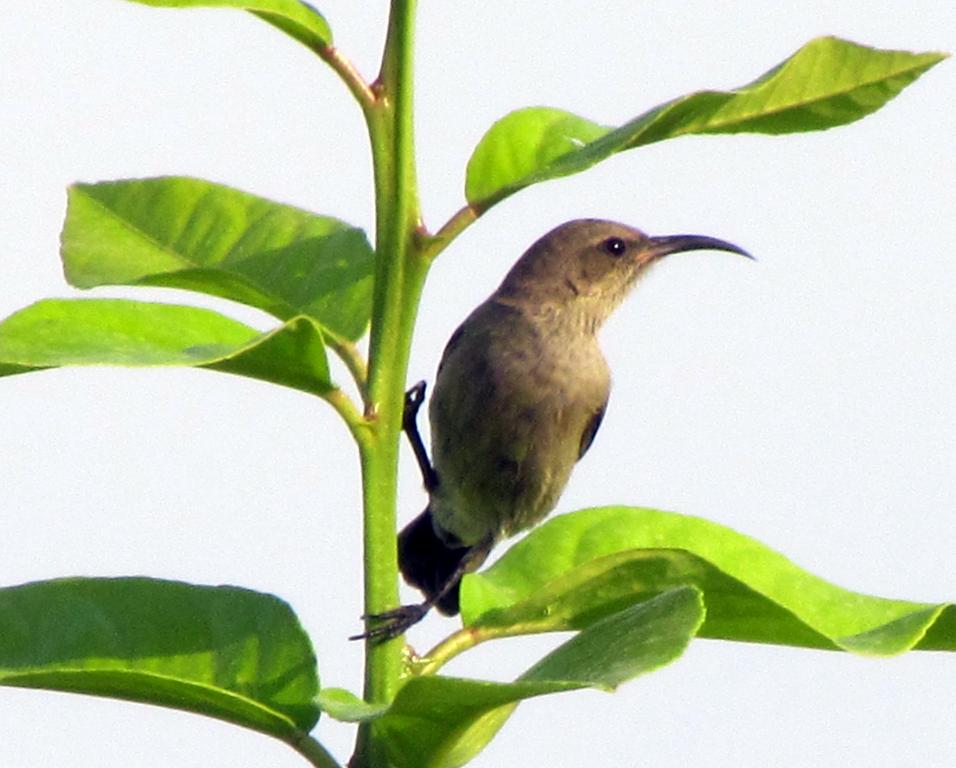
[
  {"left": 0, "top": 363, "right": 32, "bottom": 376},
  {"left": 461, "top": 506, "right": 955, "bottom": 655},
  {"left": 0, "top": 299, "right": 333, "bottom": 395},
  {"left": 0, "top": 578, "right": 319, "bottom": 739},
  {"left": 465, "top": 37, "right": 948, "bottom": 209},
  {"left": 378, "top": 677, "right": 562, "bottom": 768},
  {"left": 124, "top": 0, "right": 332, "bottom": 50},
  {"left": 378, "top": 588, "right": 703, "bottom": 768},
  {"left": 63, "top": 176, "right": 373, "bottom": 341},
  {"left": 519, "top": 584, "right": 704, "bottom": 688}
]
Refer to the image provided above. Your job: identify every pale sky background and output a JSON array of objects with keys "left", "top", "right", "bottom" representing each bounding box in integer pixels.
[{"left": 1, "top": 2, "right": 954, "bottom": 766}]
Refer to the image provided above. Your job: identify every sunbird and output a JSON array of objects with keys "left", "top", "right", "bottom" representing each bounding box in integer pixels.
[{"left": 358, "top": 219, "right": 750, "bottom": 640}]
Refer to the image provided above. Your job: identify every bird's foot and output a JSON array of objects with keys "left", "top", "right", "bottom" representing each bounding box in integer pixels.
[
  {"left": 349, "top": 602, "right": 430, "bottom": 643},
  {"left": 402, "top": 381, "right": 427, "bottom": 434},
  {"left": 402, "top": 380, "right": 439, "bottom": 492}
]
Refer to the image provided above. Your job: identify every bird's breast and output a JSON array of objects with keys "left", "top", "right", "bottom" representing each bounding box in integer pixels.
[{"left": 427, "top": 302, "right": 609, "bottom": 546}]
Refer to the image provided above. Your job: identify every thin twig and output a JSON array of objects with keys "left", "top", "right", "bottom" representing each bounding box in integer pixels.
[
  {"left": 323, "top": 330, "right": 371, "bottom": 412},
  {"left": 419, "top": 204, "right": 479, "bottom": 261},
  {"left": 414, "top": 616, "right": 560, "bottom": 676},
  {"left": 290, "top": 733, "right": 344, "bottom": 768},
  {"left": 413, "top": 625, "right": 486, "bottom": 675},
  {"left": 322, "top": 386, "right": 370, "bottom": 444},
  {"left": 314, "top": 44, "right": 377, "bottom": 110}
]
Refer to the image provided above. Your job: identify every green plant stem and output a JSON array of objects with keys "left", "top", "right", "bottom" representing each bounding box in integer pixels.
[
  {"left": 414, "top": 620, "right": 555, "bottom": 676},
  {"left": 420, "top": 204, "right": 478, "bottom": 261},
  {"left": 314, "top": 44, "right": 376, "bottom": 111},
  {"left": 414, "top": 627, "right": 486, "bottom": 675},
  {"left": 291, "top": 735, "right": 344, "bottom": 768},
  {"left": 321, "top": 387, "right": 367, "bottom": 438},
  {"left": 353, "top": 0, "right": 424, "bottom": 765},
  {"left": 322, "top": 330, "right": 371, "bottom": 412}
]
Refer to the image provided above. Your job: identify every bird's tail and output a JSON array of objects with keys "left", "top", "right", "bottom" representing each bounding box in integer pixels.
[{"left": 398, "top": 507, "right": 470, "bottom": 616}]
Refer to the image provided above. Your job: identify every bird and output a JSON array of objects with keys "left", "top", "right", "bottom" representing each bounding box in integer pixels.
[{"left": 358, "top": 218, "right": 750, "bottom": 641}]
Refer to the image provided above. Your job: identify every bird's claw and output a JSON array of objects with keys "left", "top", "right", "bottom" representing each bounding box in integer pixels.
[
  {"left": 403, "top": 380, "right": 427, "bottom": 433},
  {"left": 349, "top": 603, "right": 429, "bottom": 643}
]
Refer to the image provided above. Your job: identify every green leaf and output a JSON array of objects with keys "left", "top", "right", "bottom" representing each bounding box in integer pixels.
[
  {"left": 378, "top": 588, "right": 703, "bottom": 768},
  {"left": 316, "top": 687, "right": 389, "bottom": 722},
  {"left": 63, "top": 176, "right": 374, "bottom": 341},
  {"left": 465, "top": 108, "right": 613, "bottom": 209},
  {"left": 461, "top": 507, "right": 956, "bottom": 656},
  {"left": 519, "top": 584, "right": 704, "bottom": 688},
  {"left": 124, "top": 0, "right": 332, "bottom": 50},
  {"left": 0, "top": 577, "right": 319, "bottom": 740},
  {"left": 0, "top": 299, "right": 333, "bottom": 395},
  {"left": 465, "top": 37, "right": 948, "bottom": 209}
]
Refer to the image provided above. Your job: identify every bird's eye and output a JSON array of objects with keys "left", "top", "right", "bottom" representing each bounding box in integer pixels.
[{"left": 602, "top": 237, "right": 627, "bottom": 257}]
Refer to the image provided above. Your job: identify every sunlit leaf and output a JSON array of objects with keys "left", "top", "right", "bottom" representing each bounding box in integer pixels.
[
  {"left": 461, "top": 506, "right": 956, "bottom": 655},
  {"left": 63, "top": 177, "right": 373, "bottom": 341},
  {"left": 465, "top": 37, "right": 948, "bottom": 209},
  {"left": 378, "top": 588, "right": 703, "bottom": 768},
  {"left": 124, "top": 0, "right": 332, "bottom": 50},
  {"left": 0, "top": 299, "right": 333, "bottom": 395}
]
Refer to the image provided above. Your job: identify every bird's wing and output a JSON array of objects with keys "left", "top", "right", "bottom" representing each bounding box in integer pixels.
[{"left": 435, "top": 323, "right": 466, "bottom": 378}]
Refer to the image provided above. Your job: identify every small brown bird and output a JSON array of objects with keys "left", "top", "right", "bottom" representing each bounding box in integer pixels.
[{"left": 360, "top": 219, "right": 750, "bottom": 640}]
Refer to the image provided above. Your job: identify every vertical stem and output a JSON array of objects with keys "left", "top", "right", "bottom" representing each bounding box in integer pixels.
[{"left": 353, "top": 0, "right": 425, "bottom": 765}]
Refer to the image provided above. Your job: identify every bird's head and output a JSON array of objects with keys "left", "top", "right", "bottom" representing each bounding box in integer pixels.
[{"left": 496, "top": 218, "right": 752, "bottom": 331}]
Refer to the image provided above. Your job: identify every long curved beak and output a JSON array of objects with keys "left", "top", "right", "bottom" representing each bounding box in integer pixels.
[{"left": 647, "top": 234, "right": 754, "bottom": 261}]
